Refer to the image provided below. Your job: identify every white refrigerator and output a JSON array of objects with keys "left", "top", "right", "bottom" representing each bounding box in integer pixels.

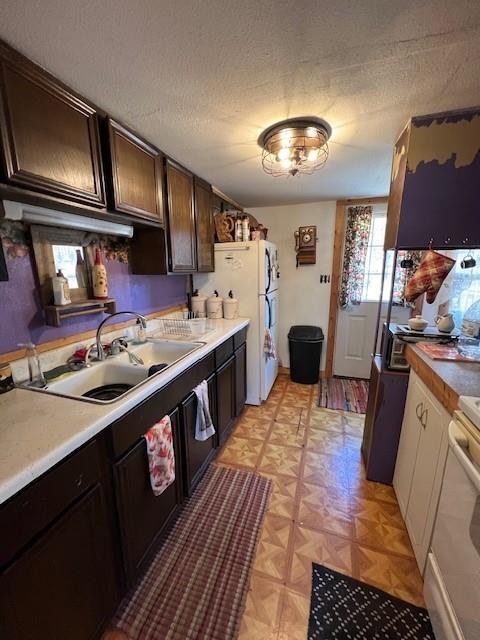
[{"left": 194, "top": 240, "right": 279, "bottom": 405}]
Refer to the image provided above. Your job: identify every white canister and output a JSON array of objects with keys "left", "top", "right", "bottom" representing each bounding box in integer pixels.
[
  {"left": 207, "top": 291, "right": 223, "bottom": 319},
  {"left": 223, "top": 291, "right": 239, "bottom": 319},
  {"left": 191, "top": 294, "right": 207, "bottom": 317},
  {"left": 52, "top": 270, "right": 71, "bottom": 306}
]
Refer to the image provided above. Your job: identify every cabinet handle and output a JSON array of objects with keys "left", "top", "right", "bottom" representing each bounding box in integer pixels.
[
  {"left": 415, "top": 402, "right": 424, "bottom": 421},
  {"left": 75, "top": 474, "right": 84, "bottom": 488},
  {"left": 421, "top": 408, "right": 428, "bottom": 429}
]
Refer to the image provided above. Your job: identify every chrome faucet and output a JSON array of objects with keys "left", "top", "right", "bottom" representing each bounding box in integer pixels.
[
  {"left": 96, "top": 311, "right": 148, "bottom": 361},
  {"left": 110, "top": 337, "right": 145, "bottom": 366}
]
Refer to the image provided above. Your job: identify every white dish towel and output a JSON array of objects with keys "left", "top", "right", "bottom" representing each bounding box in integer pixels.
[
  {"left": 193, "top": 380, "right": 216, "bottom": 441},
  {"left": 264, "top": 328, "right": 277, "bottom": 360}
]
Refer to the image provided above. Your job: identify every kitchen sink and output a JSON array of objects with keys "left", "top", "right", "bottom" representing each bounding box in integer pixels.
[
  {"left": 132, "top": 338, "right": 203, "bottom": 366},
  {"left": 20, "top": 338, "right": 204, "bottom": 404},
  {"left": 45, "top": 362, "right": 150, "bottom": 400}
]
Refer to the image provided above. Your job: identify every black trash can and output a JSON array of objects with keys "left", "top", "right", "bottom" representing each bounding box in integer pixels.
[{"left": 288, "top": 325, "right": 324, "bottom": 384}]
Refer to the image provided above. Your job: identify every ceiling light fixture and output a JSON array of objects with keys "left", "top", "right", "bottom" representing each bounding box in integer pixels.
[{"left": 258, "top": 117, "right": 332, "bottom": 177}]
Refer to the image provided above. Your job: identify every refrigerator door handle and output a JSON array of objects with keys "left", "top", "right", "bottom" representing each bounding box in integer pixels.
[
  {"left": 266, "top": 296, "right": 272, "bottom": 329},
  {"left": 265, "top": 249, "right": 272, "bottom": 294}
]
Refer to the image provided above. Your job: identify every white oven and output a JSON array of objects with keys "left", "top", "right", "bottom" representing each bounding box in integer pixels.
[{"left": 424, "top": 406, "right": 480, "bottom": 640}]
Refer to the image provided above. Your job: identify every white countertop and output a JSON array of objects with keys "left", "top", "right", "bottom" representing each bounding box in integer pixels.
[{"left": 0, "top": 318, "right": 249, "bottom": 505}]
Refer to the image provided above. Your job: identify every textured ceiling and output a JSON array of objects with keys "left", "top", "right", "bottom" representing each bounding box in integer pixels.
[{"left": 1, "top": 0, "right": 480, "bottom": 206}]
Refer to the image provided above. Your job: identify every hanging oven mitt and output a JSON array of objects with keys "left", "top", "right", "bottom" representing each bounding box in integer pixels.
[{"left": 404, "top": 250, "right": 456, "bottom": 304}]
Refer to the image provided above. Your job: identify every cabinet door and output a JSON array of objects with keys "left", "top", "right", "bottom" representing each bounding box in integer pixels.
[
  {"left": 0, "top": 484, "right": 116, "bottom": 640},
  {"left": 107, "top": 118, "right": 164, "bottom": 223},
  {"left": 181, "top": 374, "right": 216, "bottom": 495},
  {"left": 405, "top": 389, "right": 449, "bottom": 571},
  {"left": 0, "top": 44, "right": 105, "bottom": 208},
  {"left": 234, "top": 342, "right": 247, "bottom": 417},
  {"left": 165, "top": 159, "right": 197, "bottom": 272},
  {"left": 113, "top": 408, "right": 182, "bottom": 583},
  {"left": 384, "top": 123, "right": 409, "bottom": 249},
  {"left": 217, "top": 355, "right": 236, "bottom": 444},
  {"left": 194, "top": 178, "right": 214, "bottom": 272},
  {"left": 393, "top": 373, "right": 424, "bottom": 517}
]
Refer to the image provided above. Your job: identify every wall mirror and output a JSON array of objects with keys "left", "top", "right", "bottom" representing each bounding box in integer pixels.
[{"left": 31, "top": 226, "right": 95, "bottom": 305}]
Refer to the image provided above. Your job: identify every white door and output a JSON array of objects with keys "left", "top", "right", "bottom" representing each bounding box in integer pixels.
[
  {"left": 260, "top": 290, "right": 279, "bottom": 401},
  {"left": 333, "top": 209, "right": 386, "bottom": 379},
  {"left": 333, "top": 303, "right": 380, "bottom": 378}
]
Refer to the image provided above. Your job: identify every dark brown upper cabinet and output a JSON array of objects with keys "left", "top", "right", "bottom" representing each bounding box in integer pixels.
[
  {"left": 0, "top": 42, "right": 106, "bottom": 208},
  {"left": 106, "top": 118, "right": 164, "bottom": 224},
  {"left": 164, "top": 159, "right": 197, "bottom": 273},
  {"left": 194, "top": 178, "right": 214, "bottom": 272}
]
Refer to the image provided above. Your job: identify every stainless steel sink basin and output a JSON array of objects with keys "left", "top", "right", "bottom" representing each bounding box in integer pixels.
[{"left": 20, "top": 338, "right": 204, "bottom": 404}]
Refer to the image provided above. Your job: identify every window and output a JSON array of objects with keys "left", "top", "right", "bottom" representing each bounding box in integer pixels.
[
  {"left": 361, "top": 213, "right": 386, "bottom": 302},
  {"left": 447, "top": 249, "right": 480, "bottom": 326}
]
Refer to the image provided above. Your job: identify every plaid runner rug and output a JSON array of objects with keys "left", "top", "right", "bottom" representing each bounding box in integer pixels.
[
  {"left": 113, "top": 465, "right": 271, "bottom": 640},
  {"left": 318, "top": 377, "right": 369, "bottom": 413}
]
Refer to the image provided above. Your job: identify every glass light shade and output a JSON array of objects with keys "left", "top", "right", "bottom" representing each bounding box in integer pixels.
[{"left": 258, "top": 118, "right": 331, "bottom": 177}]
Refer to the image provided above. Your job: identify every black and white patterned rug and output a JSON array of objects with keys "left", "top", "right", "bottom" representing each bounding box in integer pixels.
[{"left": 308, "top": 564, "right": 435, "bottom": 640}]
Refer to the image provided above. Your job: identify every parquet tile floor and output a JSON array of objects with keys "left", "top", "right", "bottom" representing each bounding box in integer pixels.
[{"left": 216, "top": 370, "right": 424, "bottom": 640}]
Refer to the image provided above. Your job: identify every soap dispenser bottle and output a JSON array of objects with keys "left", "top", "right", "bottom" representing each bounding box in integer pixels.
[{"left": 18, "top": 342, "right": 46, "bottom": 388}]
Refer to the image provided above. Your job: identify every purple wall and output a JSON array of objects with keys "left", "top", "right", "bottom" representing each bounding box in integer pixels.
[{"left": 0, "top": 251, "right": 187, "bottom": 354}]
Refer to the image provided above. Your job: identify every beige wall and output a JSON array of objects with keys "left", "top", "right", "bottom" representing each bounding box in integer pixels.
[{"left": 250, "top": 201, "right": 336, "bottom": 370}]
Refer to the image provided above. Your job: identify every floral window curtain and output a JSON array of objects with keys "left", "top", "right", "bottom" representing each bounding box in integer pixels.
[
  {"left": 339, "top": 206, "right": 373, "bottom": 308},
  {"left": 392, "top": 250, "right": 423, "bottom": 306}
]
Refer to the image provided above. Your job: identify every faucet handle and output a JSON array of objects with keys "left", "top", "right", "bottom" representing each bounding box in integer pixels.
[{"left": 110, "top": 336, "right": 128, "bottom": 356}]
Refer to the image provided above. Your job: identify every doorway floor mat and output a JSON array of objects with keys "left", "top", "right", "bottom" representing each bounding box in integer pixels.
[
  {"left": 308, "top": 563, "right": 435, "bottom": 639},
  {"left": 318, "top": 377, "right": 369, "bottom": 413}
]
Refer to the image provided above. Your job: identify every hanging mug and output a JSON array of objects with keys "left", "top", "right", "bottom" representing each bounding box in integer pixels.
[{"left": 461, "top": 253, "right": 476, "bottom": 269}]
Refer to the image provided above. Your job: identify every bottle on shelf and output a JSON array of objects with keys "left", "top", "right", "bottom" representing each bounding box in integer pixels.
[
  {"left": 235, "top": 214, "right": 243, "bottom": 242},
  {"left": 242, "top": 215, "right": 250, "bottom": 242},
  {"left": 93, "top": 248, "right": 108, "bottom": 300},
  {"left": 52, "top": 269, "right": 71, "bottom": 306}
]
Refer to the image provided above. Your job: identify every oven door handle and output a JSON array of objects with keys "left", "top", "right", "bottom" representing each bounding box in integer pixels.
[{"left": 449, "top": 421, "right": 480, "bottom": 491}]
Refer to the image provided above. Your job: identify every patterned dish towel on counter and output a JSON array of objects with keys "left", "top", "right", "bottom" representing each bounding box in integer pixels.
[
  {"left": 264, "top": 328, "right": 277, "bottom": 360},
  {"left": 143, "top": 416, "right": 176, "bottom": 497},
  {"left": 193, "top": 379, "right": 216, "bottom": 442}
]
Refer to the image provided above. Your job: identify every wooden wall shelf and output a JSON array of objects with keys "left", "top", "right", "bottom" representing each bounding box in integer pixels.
[{"left": 45, "top": 299, "right": 116, "bottom": 327}]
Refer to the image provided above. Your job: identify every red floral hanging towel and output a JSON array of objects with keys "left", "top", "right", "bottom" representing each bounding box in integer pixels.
[
  {"left": 143, "top": 415, "right": 175, "bottom": 496},
  {"left": 404, "top": 250, "right": 455, "bottom": 304}
]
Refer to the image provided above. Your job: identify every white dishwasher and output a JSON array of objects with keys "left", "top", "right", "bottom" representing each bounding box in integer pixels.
[{"left": 424, "top": 401, "right": 480, "bottom": 640}]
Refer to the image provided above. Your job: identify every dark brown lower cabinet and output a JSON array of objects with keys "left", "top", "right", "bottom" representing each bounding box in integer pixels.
[
  {"left": 181, "top": 373, "right": 217, "bottom": 496},
  {"left": 216, "top": 355, "right": 236, "bottom": 444},
  {"left": 0, "top": 329, "right": 248, "bottom": 639},
  {"left": 234, "top": 342, "right": 247, "bottom": 417},
  {"left": 0, "top": 483, "right": 117, "bottom": 640},
  {"left": 113, "top": 408, "right": 183, "bottom": 584}
]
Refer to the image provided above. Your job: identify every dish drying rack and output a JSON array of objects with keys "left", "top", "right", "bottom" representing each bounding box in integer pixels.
[{"left": 151, "top": 316, "right": 216, "bottom": 340}]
